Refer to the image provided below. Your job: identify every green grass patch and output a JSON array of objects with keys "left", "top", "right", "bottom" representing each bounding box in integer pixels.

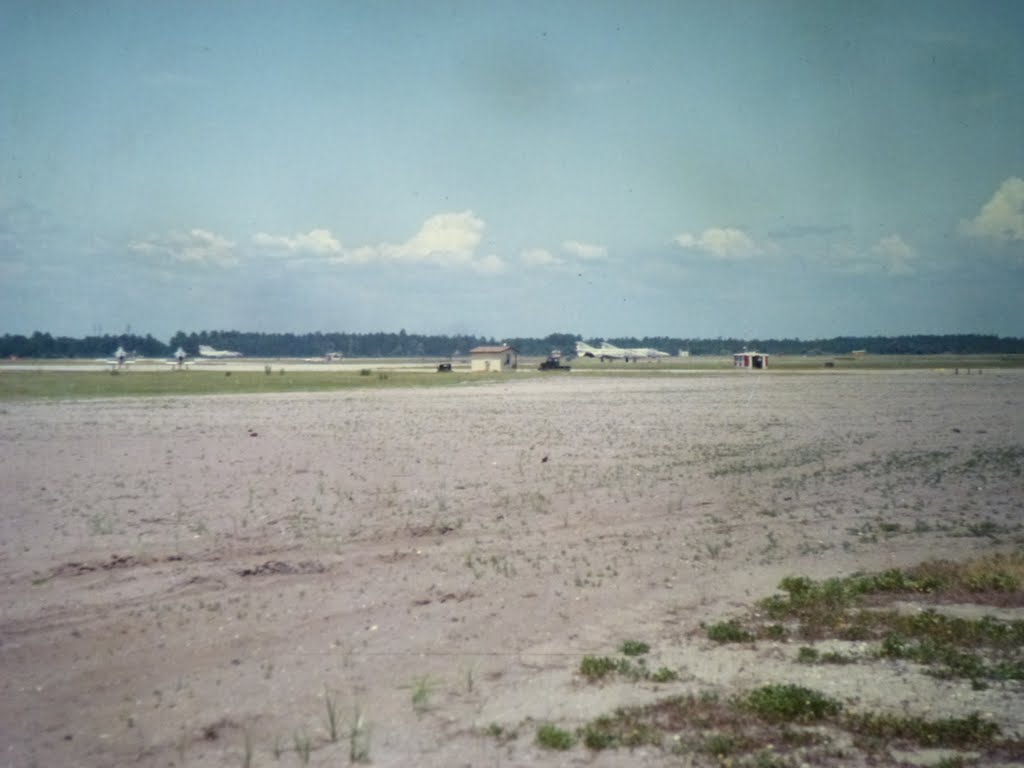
[
  {"left": 845, "top": 711, "right": 1000, "bottom": 748},
  {"left": 743, "top": 684, "right": 842, "bottom": 723},
  {"left": 579, "top": 643, "right": 679, "bottom": 683},
  {"left": 732, "top": 554, "right": 1024, "bottom": 681},
  {"left": 0, "top": 368, "right": 487, "bottom": 400},
  {"left": 619, "top": 639, "right": 650, "bottom": 656},
  {"left": 536, "top": 723, "right": 574, "bottom": 750},
  {"left": 796, "top": 646, "right": 857, "bottom": 665},
  {"left": 579, "top": 654, "right": 647, "bottom": 681},
  {"left": 706, "top": 619, "right": 755, "bottom": 643},
  {"left": 568, "top": 688, "right": 1009, "bottom": 761}
]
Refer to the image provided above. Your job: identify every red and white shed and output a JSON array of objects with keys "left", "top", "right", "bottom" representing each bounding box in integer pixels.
[{"left": 733, "top": 351, "right": 769, "bottom": 369}]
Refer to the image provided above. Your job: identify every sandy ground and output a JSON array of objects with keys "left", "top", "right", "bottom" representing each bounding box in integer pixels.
[{"left": 1, "top": 370, "right": 1022, "bottom": 767}]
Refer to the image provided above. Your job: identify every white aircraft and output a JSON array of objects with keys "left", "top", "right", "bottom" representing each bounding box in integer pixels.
[
  {"left": 166, "top": 347, "right": 193, "bottom": 369},
  {"left": 96, "top": 346, "right": 134, "bottom": 369},
  {"left": 303, "top": 352, "right": 343, "bottom": 363},
  {"left": 197, "top": 344, "right": 242, "bottom": 358},
  {"left": 575, "top": 341, "right": 670, "bottom": 362}
]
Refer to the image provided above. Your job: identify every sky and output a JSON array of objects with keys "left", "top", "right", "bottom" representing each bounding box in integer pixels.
[{"left": 2, "top": 0, "right": 1023, "bottom": 342}]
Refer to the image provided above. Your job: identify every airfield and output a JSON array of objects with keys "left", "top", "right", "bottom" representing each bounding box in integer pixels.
[{"left": 1, "top": 363, "right": 1022, "bottom": 766}]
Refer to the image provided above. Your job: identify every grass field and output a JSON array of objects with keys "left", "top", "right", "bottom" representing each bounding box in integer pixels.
[
  {"left": 0, "top": 368, "right": 486, "bottom": 400},
  {"left": 1, "top": 353, "right": 1021, "bottom": 400}
]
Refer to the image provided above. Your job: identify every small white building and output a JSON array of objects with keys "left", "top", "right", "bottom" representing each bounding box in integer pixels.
[
  {"left": 470, "top": 345, "right": 518, "bottom": 372},
  {"left": 733, "top": 351, "right": 769, "bottom": 369}
]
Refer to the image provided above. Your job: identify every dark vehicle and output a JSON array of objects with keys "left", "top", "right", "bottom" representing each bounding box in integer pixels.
[
  {"left": 538, "top": 354, "right": 571, "bottom": 371},
  {"left": 437, "top": 362, "right": 452, "bottom": 372}
]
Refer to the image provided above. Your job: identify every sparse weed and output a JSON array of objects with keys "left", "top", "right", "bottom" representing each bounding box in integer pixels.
[
  {"left": 293, "top": 730, "right": 312, "bottom": 764},
  {"left": 536, "top": 723, "right": 574, "bottom": 750},
  {"left": 484, "top": 722, "right": 517, "bottom": 742},
  {"left": 579, "top": 655, "right": 627, "bottom": 680},
  {"left": 581, "top": 711, "right": 662, "bottom": 750},
  {"left": 706, "top": 619, "right": 754, "bottom": 643},
  {"left": 797, "top": 646, "right": 856, "bottom": 665},
  {"left": 845, "top": 710, "right": 999, "bottom": 748},
  {"left": 743, "top": 684, "right": 842, "bottom": 723},
  {"left": 704, "top": 732, "right": 739, "bottom": 757},
  {"left": 619, "top": 639, "right": 650, "bottom": 656},
  {"left": 650, "top": 666, "right": 679, "bottom": 683},
  {"left": 410, "top": 675, "right": 437, "bottom": 714},
  {"left": 324, "top": 686, "right": 339, "bottom": 742},
  {"left": 349, "top": 704, "right": 370, "bottom": 763}
]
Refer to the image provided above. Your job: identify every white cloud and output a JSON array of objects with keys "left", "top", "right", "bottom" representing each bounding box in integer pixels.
[
  {"left": 384, "top": 211, "right": 485, "bottom": 266},
  {"left": 520, "top": 248, "right": 563, "bottom": 267},
  {"left": 129, "top": 228, "right": 238, "bottom": 267},
  {"left": 960, "top": 177, "right": 1024, "bottom": 242},
  {"left": 561, "top": 240, "right": 607, "bottom": 260},
  {"left": 826, "top": 235, "right": 917, "bottom": 275},
  {"left": 252, "top": 228, "right": 342, "bottom": 255},
  {"left": 253, "top": 211, "right": 504, "bottom": 272},
  {"left": 674, "top": 227, "right": 761, "bottom": 259},
  {"left": 870, "top": 234, "right": 917, "bottom": 275},
  {"left": 472, "top": 253, "right": 507, "bottom": 274}
]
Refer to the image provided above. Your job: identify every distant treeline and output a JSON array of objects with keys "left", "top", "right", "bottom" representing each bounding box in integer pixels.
[{"left": 2, "top": 330, "right": 1023, "bottom": 359}]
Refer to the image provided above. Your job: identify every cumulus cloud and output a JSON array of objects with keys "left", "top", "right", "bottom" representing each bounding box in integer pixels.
[
  {"left": 870, "top": 234, "right": 917, "bottom": 275},
  {"left": 561, "top": 240, "right": 607, "bottom": 260},
  {"left": 252, "top": 228, "right": 342, "bottom": 255},
  {"left": 960, "top": 177, "right": 1024, "bottom": 242},
  {"left": 674, "top": 227, "right": 761, "bottom": 259},
  {"left": 383, "top": 211, "right": 486, "bottom": 266},
  {"left": 520, "top": 248, "right": 563, "bottom": 267},
  {"left": 254, "top": 211, "right": 504, "bottom": 273},
  {"left": 826, "top": 235, "right": 917, "bottom": 275},
  {"left": 129, "top": 228, "right": 238, "bottom": 267}
]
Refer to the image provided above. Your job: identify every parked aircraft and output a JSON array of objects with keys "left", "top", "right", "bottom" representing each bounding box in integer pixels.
[
  {"left": 198, "top": 345, "right": 242, "bottom": 358},
  {"left": 303, "top": 352, "right": 344, "bottom": 363},
  {"left": 166, "top": 347, "right": 192, "bottom": 369},
  {"left": 574, "top": 341, "right": 670, "bottom": 362},
  {"left": 96, "top": 346, "right": 133, "bottom": 369}
]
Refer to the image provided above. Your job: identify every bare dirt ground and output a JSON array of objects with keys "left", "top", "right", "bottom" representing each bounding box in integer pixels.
[{"left": 1, "top": 370, "right": 1022, "bottom": 767}]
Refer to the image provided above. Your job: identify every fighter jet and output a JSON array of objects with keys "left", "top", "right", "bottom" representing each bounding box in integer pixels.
[
  {"left": 197, "top": 344, "right": 242, "bottom": 358},
  {"left": 96, "top": 346, "right": 133, "bottom": 370},
  {"left": 166, "top": 347, "right": 192, "bottom": 369},
  {"left": 574, "top": 341, "right": 670, "bottom": 362}
]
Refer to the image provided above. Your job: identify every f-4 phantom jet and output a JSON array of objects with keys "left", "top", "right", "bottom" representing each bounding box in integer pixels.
[
  {"left": 575, "top": 341, "right": 670, "bottom": 362},
  {"left": 96, "top": 346, "right": 134, "bottom": 370}
]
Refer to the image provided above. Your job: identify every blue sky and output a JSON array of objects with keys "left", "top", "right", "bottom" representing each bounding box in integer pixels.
[{"left": 2, "top": 0, "right": 1022, "bottom": 341}]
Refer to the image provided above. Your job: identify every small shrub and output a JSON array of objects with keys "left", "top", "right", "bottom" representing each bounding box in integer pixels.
[
  {"left": 744, "top": 684, "right": 841, "bottom": 723},
  {"left": 581, "top": 719, "right": 617, "bottom": 750},
  {"left": 797, "top": 646, "right": 820, "bottom": 663},
  {"left": 650, "top": 666, "right": 679, "bottom": 683},
  {"left": 620, "top": 639, "right": 651, "bottom": 656},
  {"left": 798, "top": 646, "right": 855, "bottom": 665},
  {"left": 579, "top": 655, "right": 622, "bottom": 680},
  {"left": 706, "top": 620, "right": 754, "bottom": 643},
  {"left": 704, "top": 732, "right": 737, "bottom": 757},
  {"left": 410, "top": 676, "right": 436, "bottom": 713},
  {"left": 536, "top": 723, "right": 574, "bottom": 750}
]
